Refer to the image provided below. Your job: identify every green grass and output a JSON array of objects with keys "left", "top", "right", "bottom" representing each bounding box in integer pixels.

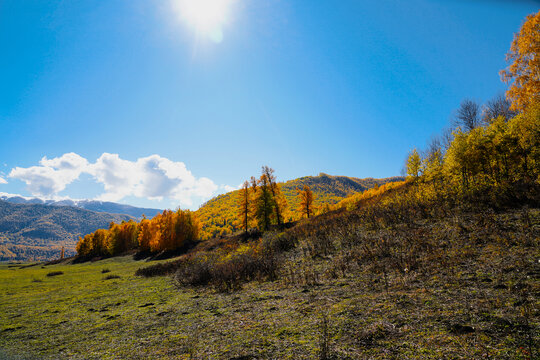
[
  {"left": 0, "top": 256, "right": 331, "bottom": 359},
  {"left": 0, "top": 257, "right": 183, "bottom": 359}
]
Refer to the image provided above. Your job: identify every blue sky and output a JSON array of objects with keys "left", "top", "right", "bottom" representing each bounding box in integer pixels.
[{"left": 0, "top": 0, "right": 538, "bottom": 210}]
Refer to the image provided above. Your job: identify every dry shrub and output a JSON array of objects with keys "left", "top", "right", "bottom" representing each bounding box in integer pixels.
[
  {"left": 135, "top": 259, "right": 184, "bottom": 277},
  {"left": 356, "top": 321, "right": 397, "bottom": 347},
  {"left": 174, "top": 242, "right": 282, "bottom": 292},
  {"left": 104, "top": 274, "right": 121, "bottom": 280},
  {"left": 262, "top": 231, "right": 297, "bottom": 253},
  {"left": 46, "top": 271, "right": 64, "bottom": 277}
]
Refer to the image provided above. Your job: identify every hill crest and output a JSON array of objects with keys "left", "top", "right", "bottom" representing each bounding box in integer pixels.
[{"left": 196, "top": 174, "right": 404, "bottom": 239}]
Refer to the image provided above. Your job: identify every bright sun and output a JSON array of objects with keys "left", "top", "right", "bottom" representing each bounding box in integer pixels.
[{"left": 173, "top": 0, "right": 235, "bottom": 43}]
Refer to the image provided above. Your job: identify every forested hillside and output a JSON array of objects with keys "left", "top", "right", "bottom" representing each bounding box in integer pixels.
[
  {"left": 195, "top": 174, "right": 404, "bottom": 239},
  {"left": 0, "top": 201, "right": 132, "bottom": 261}
]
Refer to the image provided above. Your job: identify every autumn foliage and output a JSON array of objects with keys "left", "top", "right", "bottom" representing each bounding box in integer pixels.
[
  {"left": 195, "top": 175, "right": 402, "bottom": 240},
  {"left": 500, "top": 10, "right": 540, "bottom": 112},
  {"left": 399, "top": 101, "right": 539, "bottom": 207},
  {"left": 76, "top": 209, "right": 199, "bottom": 257},
  {"left": 297, "top": 185, "right": 315, "bottom": 218}
]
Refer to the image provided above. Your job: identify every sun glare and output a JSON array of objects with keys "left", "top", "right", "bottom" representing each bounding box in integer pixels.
[{"left": 173, "top": 0, "right": 235, "bottom": 43}]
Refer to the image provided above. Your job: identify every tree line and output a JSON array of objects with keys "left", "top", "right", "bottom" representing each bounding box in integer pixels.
[{"left": 76, "top": 209, "right": 199, "bottom": 257}]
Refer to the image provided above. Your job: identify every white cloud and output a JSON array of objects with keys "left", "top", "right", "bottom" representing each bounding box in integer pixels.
[
  {"left": 221, "top": 184, "right": 239, "bottom": 193},
  {"left": 9, "top": 153, "right": 88, "bottom": 197},
  {"left": 0, "top": 177, "right": 7, "bottom": 184},
  {"left": 9, "top": 152, "right": 221, "bottom": 207},
  {"left": 88, "top": 153, "right": 139, "bottom": 201},
  {"left": 40, "top": 152, "right": 89, "bottom": 171}
]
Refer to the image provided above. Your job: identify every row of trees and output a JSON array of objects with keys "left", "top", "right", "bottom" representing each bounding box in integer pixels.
[
  {"left": 237, "top": 166, "right": 316, "bottom": 232},
  {"left": 406, "top": 104, "right": 538, "bottom": 191},
  {"left": 76, "top": 209, "right": 200, "bottom": 257},
  {"left": 405, "top": 10, "right": 539, "bottom": 194}
]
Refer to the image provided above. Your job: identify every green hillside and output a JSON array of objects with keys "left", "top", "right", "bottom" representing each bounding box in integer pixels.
[{"left": 195, "top": 174, "right": 404, "bottom": 240}]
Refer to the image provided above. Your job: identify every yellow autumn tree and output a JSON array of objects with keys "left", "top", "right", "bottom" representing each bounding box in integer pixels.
[
  {"left": 406, "top": 148, "right": 422, "bottom": 179},
  {"left": 500, "top": 10, "right": 540, "bottom": 111},
  {"left": 137, "top": 217, "right": 155, "bottom": 252}
]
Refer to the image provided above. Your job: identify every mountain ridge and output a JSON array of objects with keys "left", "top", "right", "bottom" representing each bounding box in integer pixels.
[{"left": 0, "top": 195, "right": 162, "bottom": 219}]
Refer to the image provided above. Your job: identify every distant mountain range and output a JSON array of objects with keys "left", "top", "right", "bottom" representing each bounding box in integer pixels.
[
  {"left": 0, "top": 200, "right": 140, "bottom": 261},
  {"left": 0, "top": 195, "right": 162, "bottom": 219},
  {"left": 0, "top": 196, "right": 162, "bottom": 262}
]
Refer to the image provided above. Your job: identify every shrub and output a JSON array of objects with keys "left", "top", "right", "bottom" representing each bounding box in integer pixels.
[
  {"left": 46, "top": 271, "right": 64, "bottom": 277},
  {"left": 262, "top": 231, "right": 296, "bottom": 253},
  {"left": 175, "top": 254, "right": 214, "bottom": 287},
  {"left": 173, "top": 242, "right": 282, "bottom": 292},
  {"left": 135, "top": 259, "right": 184, "bottom": 277},
  {"left": 104, "top": 274, "right": 121, "bottom": 280}
]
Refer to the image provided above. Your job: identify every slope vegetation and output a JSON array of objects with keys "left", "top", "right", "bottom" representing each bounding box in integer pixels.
[{"left": 195, "top": 174, "right": 403, "bottom": 239}]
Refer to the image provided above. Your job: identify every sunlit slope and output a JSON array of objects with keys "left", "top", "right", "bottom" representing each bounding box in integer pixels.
[{"left": 195, "top": 173, "right": 404, "bottom": 239}]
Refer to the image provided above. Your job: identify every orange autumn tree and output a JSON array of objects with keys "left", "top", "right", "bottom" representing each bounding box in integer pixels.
[
  {"left": 297, "top": 184, "right": 315, "bottom": 219},
  {"left": 137, "top": 216, "right": 158, "bottom": 252},
  {"left": 174, "top": 209, "right": 199, "bottom": 250},
  {"left": 76, "top": 229, "right": 111, "bottom": 257},
  {"left": 500, "top": 10, "right": 540, "bottom": 111},
  {"left": 76, "top": 209, "right": 200, "bottom": 257}
]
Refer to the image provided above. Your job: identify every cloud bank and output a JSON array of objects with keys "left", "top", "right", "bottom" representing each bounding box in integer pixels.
[
  {"left": 9, "top": 152, "right": 221, "bottom": 207},
  {"left": 0, "top": 177, "right": 7, "bottom": 184}
]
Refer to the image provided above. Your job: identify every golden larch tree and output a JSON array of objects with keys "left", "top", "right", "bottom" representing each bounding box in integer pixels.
[
  {"left": 297, "top": 185, "right": 315, "bottom": 218},
  {"left": 406, "top": 148, "right": 422, "bottom": 179},
  {"left": 237, "top": 180, "right": 251, "bottom": 232},
  {"left": 500, "top": 11, "right": 540, "bottom": 111}
]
